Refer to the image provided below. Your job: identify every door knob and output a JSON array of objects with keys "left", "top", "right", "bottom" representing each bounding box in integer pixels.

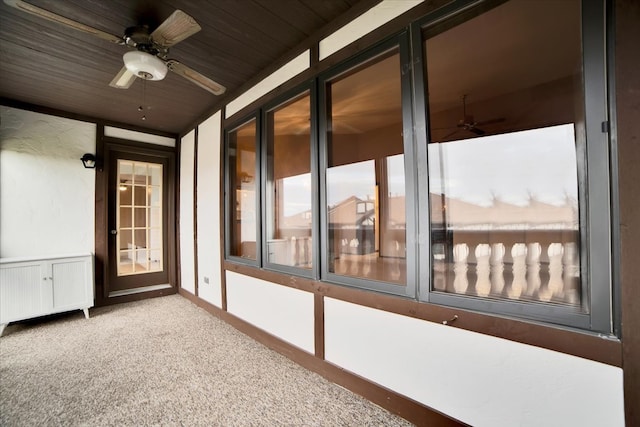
[{"left": 110, "top": 230, "right": 117, "bottom": 235}]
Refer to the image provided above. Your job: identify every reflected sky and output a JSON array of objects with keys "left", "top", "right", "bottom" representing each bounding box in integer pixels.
[{"left": 429, "top": 124, "right": 578, "bottom": 206}]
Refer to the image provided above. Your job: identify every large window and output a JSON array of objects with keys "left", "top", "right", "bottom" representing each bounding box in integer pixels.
[
  {"left": 265, "top": 92, "right": 313, "bottom": 270},
  {"left": 419, "top": 0, "right": 611, "bottom": 331},
  {"left": 227, "top": 118, "right": 258, "bottom": 261},
  {"left": 224, "top": 0, "right": 612, "bottom": 332},
  {"left": 321, "top": 43, "right": 411, "bottom": 292}
]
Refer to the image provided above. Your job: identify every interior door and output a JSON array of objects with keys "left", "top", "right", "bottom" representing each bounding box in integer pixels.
[{"left": 107, "top": 149, "right": 174, "bottom": 296}]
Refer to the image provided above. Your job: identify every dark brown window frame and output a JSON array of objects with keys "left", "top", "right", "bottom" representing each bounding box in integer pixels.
[{"left": 220, "top": 0, "right": 621, "bottom": 368}]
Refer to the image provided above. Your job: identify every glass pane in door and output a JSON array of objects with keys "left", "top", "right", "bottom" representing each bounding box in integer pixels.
[{"left": 117, "top": 160, "right": 163, "bottom": 276}]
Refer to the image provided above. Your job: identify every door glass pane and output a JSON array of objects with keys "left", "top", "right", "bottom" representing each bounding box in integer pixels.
[
  {"left": 266, "top": 92, "right": 312, "bottom": 268},
  {"left": 149, "top": 164, "right": 162, "bottom": 186},
  {"left": 228, "top": 119, "right": 257, "bottom": 259},
  {"left": 149, "top": 187, "right": 161, "bottom": 207},
  {"left": 119, "top": 229, "right": 132, "bottom": 251},
  {"left": 148, "top": 207, "right": 161, "bottom": 228},
  {"left": 120, "top": 162, "right": 133, "bottom": 185},
  {"left": 134, "top": 208, "right": 146, "bottom": 227},
  {"left": 120, "top": 184, "right": 132, "bottom": 205},
  {"left": 119, "top": 207, "right": 132, "bottom": 228},
  {"left": 117, "top": 160, "right": 163, "bottom": 276},
  {"left": 326, "top": 49, "right": 406, "bottom": 285},
  {"left": 425, "top": 0, "right": 582, "bottom": 306}
]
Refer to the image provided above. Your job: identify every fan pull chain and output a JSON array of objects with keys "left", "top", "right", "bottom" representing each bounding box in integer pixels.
[{"left": 138, "top": 79, "right": 147, "bottom": 121}]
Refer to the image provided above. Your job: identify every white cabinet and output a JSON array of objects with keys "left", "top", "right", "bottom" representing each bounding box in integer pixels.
[{"left": 0, "top": 254, "right": 94, "bottom": 336}]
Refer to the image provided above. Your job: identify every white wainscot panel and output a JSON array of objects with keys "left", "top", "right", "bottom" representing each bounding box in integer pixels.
[
  {"left": 319, "top": 0, "right": 424, "bottom": 60},
  {"left": 104, "top": 126, "right": 176, "bottom": 147},
  {"left": 226, "top": 271, "right": 314, "bottom": 354},
  {"left": 324, "top": 298, "right": 624, "bottom": 427},
  {"left": 196, "top": 112, "right": 222, "bottom": 307},
  {"left": 179, "top": 130, "right": 196, "bottom": 294},
  {"left": 225, "top": 50, "right": 309, "bottom": 118}
]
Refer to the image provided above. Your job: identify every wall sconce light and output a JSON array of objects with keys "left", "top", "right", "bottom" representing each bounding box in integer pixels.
[{"left": 80, "top": 153, "right": 97, "bottom": 169}]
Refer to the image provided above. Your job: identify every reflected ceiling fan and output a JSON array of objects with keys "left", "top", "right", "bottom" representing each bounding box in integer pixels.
[
  {"left": 441, "top": 94, "right": 504, "bottom": 139},
  {"left": 3, "top": 0, "right": 226, "bottom": 95}
]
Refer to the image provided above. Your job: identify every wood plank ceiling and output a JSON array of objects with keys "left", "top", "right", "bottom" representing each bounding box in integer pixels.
[{"left": 0, "top": 0, "right": 373, "bottom": 134}]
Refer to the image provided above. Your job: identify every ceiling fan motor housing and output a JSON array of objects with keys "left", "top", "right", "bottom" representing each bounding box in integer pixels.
[
  {"left": 122, "top": 26, "right": 168, "bottom": 81},
  {"left": 123, "top": 50, "right": 167, "bottom": 81}
]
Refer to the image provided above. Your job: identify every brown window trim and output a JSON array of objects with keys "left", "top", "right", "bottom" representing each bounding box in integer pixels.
[{"left": 224, "top": 261, "right": 621, "bottom": 367}]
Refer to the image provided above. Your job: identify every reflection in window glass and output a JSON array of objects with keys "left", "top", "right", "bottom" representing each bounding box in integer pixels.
[
  {"left": 228, "top": 119, "right": 257, "bottom": 259},
  {"left": 326, "top": 49, "right": 406, "bottom": 285},
  {"left": 426, "top": 0, "right": 582, "bottom": 306},
  {"left": 266, "top": 93, "right": 312, "bottom": 268}
]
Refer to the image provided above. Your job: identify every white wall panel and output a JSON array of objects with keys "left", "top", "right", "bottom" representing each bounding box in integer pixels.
[
  {"left": 179, "top": 131, "right": 196, "bottom": 294},
  {"left": 324, "top": 298, "right": 624, "bottom": 427},
  {"left": 319, "top": 0, "right": 424, "bottom": 60},
  {"left": 0, "top": 107, "right": 96, "bottom": 258},
  {"left": 225, "top": 50, "right": 310, "bottom": 119},
  {"left": 196, "top": 112, "right": 222, "bottom": 307},
  {"left": 226, "top": 271, "right": 314, "bottom": 353},
  {"left": 104, "top": 126, "right": 175, "bottom": 147}
]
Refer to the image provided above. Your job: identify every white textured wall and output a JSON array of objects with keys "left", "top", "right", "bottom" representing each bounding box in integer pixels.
[
  {"left": 196, "top": 112, "right": 223, "bottom": 307},
  {"left": 0, "top": 107, "right": 96, "bottom": 258},
  {"left": 324, "top": 298, "right": 624, "bottom": 427},
  {"left": 179, "top": 130, "right": 196, "bottom": 294},
  {"left": 226, "top": 271, "right": 315, "bottom": 353}
]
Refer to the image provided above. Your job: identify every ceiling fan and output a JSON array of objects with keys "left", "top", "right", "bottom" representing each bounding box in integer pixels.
[
  {"left": 3, "top": 0, "right": 226, "bottom": 95},
  {"left": 439, "top": 94, "right": 504, "bottom": 139}
]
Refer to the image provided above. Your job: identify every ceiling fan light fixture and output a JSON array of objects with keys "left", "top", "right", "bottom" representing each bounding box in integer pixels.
[{"left": 123, "top": 51, "right": 167, "bottom": 81}]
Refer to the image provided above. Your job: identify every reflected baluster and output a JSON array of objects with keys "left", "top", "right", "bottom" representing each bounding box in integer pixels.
[
  {"left": 563, "top": 242, "right": 579, "bottom": 304},
  {"left": 362, "top": 242, "right": 372, "bottom": 277},
  {"left": 339, "top": 239, "right": 348, "bottom": 274},
  {"left": 350, "top": 239, "right": 360, "bottom": 275},
  {"left": 526, "top": 242, "right": 542, "bottom": 297},
  {"left": 453, "top": 243, "right": 469, "bottom": 294},
  {"left": 509, "top": 243, "right": 527, "bottom": 299},
  {"left": 490, "top": 243, "right": 506, "bottom": 295},
  {"left": 390, "top": 240, "right": 401, "bottom": 281},
  {"left": 433, "top": 245, "right": 447, "bottom": 291},
  {"left": 291, "top": 236, "right": 298, "bottom": 266},
  {"left": 304, "top": 237, "right": 311, "bottom": 266},
  {"left": 475, "top": 244, "right": 492, "bottom": 297},
  {"left": 546, "top": 242, "right": 565, "bottom": 300}
]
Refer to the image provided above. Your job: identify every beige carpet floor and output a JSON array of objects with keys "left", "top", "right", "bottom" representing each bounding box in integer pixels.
[{"left": 0, "top": 294, "right": 413, "bottom": 426}]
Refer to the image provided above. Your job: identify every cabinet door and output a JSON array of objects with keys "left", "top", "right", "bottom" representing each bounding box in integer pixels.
[
  {"left": 0, "top": 262, "right": 46, "bottom": 323},
  {"left": 50, "top": 258, "right": 92, "bottom": 312}
]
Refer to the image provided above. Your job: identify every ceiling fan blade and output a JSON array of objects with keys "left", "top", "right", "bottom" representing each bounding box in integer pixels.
[
  {"left": 166, "top": 60, "right": 226, "bottom": 95},
  {"left": 109, "top": 66, "right": 137, "bottom": 89},
  {"left": 151, "top": 10, "right": 201, "bottom": 48},
  {"left": 3, "top": 0, "right": 123, "bottom": 45}
]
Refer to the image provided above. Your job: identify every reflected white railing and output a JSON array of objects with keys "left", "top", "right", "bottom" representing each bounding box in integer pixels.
[
  {"left": 434, "top": 240, "right": 580, "bottom": 305},
  {"left": 267, "top": 236, "right": 312, "bottom": 268}
]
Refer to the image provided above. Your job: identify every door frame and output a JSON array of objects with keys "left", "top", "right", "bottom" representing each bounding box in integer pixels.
[{"left": 94, "top": 127, "right": 177, "bottom": 306}]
